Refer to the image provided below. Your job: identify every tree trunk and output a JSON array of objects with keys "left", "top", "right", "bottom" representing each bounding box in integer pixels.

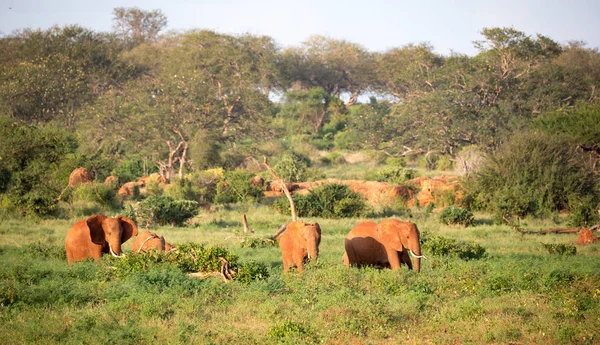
[{"left": 263, "top": 156, "right": 297, "bottom": 221}]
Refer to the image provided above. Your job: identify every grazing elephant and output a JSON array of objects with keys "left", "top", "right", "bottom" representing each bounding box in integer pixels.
[
  {"left": 132, "top": 230, "right": 176, "bottom": 254},
  {"left": 342, "top": 219, "right": 423, "bottom": 272},
  {"left": 65, "top": 214, "right": 138, "bottom": 264},
  {"left": 278, "top": 221, "right": 322, "bottom": 273}
]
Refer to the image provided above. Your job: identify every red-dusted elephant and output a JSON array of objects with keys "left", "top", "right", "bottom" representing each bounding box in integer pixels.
[
  {"left": 132, "top": 230, "right": 176, "bottom": 254},
  {"left": 342, "top": 219, "right": 423, "bottom": 272},
  {"left": 65, "top": 214, "right": 138, "bottom": 264},
  {"left": 278, "top": 221, "right": 321, "bottom": 273}
]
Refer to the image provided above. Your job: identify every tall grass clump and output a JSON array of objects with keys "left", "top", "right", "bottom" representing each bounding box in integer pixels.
[{"left": 466, "top": 131, "right": 600, "bottom": 223}]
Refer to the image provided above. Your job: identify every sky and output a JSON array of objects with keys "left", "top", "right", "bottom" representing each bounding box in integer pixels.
[{"left": 0, "top": 0, "right": 599, "bottom": 55}]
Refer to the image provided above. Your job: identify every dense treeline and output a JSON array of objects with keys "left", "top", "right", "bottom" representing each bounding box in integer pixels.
[{"left": 1, "top": 8, "right": 599, "bottom": 220}]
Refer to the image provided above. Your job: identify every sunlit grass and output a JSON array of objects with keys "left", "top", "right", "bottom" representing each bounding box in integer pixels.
[{"left": 1, "top": 204, "right": 599, "bottom": 344}]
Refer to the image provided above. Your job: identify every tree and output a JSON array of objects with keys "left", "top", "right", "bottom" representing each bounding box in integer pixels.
[
  {"left": 280, "top": 35, "right": 376, "bottom": 104},
  {"left": 0, "top": 118, "right": 78, "bottom": 216},
  {"left": 112, "top": 7, "right": 167, "bottom": 45}
]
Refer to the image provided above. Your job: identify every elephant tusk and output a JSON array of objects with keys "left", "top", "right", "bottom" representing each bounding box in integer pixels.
[
  {"left": 109, "top": 245, "right": 125, "bottom": 258},
  {"left": 137, "top": 235, "right": 158, "bottom": 254},
  {"left": 408, "top": 250, "right": 426, "bottom": 259}
]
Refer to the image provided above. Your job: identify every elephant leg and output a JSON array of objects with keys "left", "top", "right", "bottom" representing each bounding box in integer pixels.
[
  {"left": 385, "top": 247, "right": 402, "bottom": 270},
  {"left": 342, "top": 252, "right": 350, "bottom": 267},
  {"left": 293, "top": 250, "right": 305, "bottom": 272},
  {"left": 400, "top": 250, "right": 413, "bottom": 270},
  {"left": 344, "top": 239, "right": 359, "bottom": 267}
]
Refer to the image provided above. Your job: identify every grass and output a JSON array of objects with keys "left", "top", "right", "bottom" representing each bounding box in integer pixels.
[{"left": 1, "top": 204, "right": 600, "bottom": 344}]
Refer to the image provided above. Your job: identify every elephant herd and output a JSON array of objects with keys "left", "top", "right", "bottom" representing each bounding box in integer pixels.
[{"left": 65, "top": 214, "right": 424, "bottom": 273}]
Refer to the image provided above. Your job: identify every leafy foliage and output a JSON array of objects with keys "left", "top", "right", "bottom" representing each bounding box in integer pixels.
[
  {"left": 421, "top": 233, "right": 486, "bottom": 260},
  {"left": 273, "top": 183, "right": 368, "bottom": 218},
  {"left": 542, "top": 243, "right": 577, "bottom": 256},
  {"left": 240, "top": 237, "right": 277, "bottom": 248},
  {"left": 439, "top": 206, "right": 475, "bottom": 227},
  {"left": 108, "top": 242, "right": 269, "bottom": 283},
  {"left": 134, "top": 195, "right": 199, "bottom": 226},
  {"left": 71, "top": 182, "right": 120, "bottom": 209},
  {"left": 273, "top": 152, "right": 310, "bottom": 183},
  {"left": 214, "top": 169, "right": 263, "bottom": 204},
  {"left": 467, "top": 131, "right": 600, "bottom": 221},
  {"left": 0, "top": 118, "right": 78, "bottom": 216}
]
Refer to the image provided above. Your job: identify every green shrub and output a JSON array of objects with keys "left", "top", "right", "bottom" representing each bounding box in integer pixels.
[
  {"left": 385, "top": 157, "right": 407, "bottom": 167},
  {"left": 418, "top": 154, "right": 439, "bottom": 170},
  {"left": 165, "top": 178, "right": 200, "bottom": 201},
  {"left": 421, "top": 233, "right": 486, "bottom": 260},
  {"left": 214, "top": 169, "right": 263, "bottom": 204},
  {"left": 71, "top": 182, "right": 119, "bottom": 209},
  {"left": 467, "top": 131, "right": 600, "bottom": 220},
  {"left": 439, "top": 206, "right": 475, "bottom": 227},
  {"left": 542, "top": 243, "right": 577, "bottom": 255},
  {"left": 136, "top": 195, "right": 199, "bottom": 226},
  {"left": 273, "top": 152, "right": 310, "bottom": 183},
  {"left": 189, "top": 129, "right": 222, "bottom": 170},
  {"left": 373, "top": 166, "right": 417, "bottom": 184},
  {"left": 0, "top": 119, "right": 78, "bottom": 216},
  {"left": 240, "top": 237, "right": 277, "bottom": 248},
  {"left": 436, "top": 155, "right": 453, "bottom": 171},
  {"left": 114, "top": 157, "right": 156, "bottom": 183},
  {"left": 109, "top": 243, "right": 269, "bottom": 283},
  {"left": 273, "top": 183, "right": 368, "bottom": 218}
]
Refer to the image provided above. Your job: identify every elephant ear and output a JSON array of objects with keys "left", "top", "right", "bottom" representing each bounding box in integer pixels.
[
  {"left": 377, "top": 219, "right": 405, "bottom": 252},
  {"left": 86, "top": 214, "right": 108, "bottom": 245},
  {"left": 118, "top": 216, "right": 139, "bottom": 243}
]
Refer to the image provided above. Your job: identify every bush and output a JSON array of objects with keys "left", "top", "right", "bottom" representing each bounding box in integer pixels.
[
  {"left": 467, "top": 131, "right": 600, "bottom": 220},
  {"left": 0, "top": 119, "right": 78, "bottom": 216},
  {"left": 421, "top": 233, "right": 486, "bottom": 260},
  {"left": 135, "top": 195, "right": 199, "bottom": 226},
  {"left": 164, "top": 178, "right": 201, "bottom": 202},
  {"left": 542, "top": 243, "right": 577, "bottom": 256},
  {"left": 385, "top": 157, "right": 407, "bottom": 167},
  {"left": 214, "top": 169, "right": 263, "bottom": 204},
  {"left": 109, "top": 243, "right": 269, "bottom": 283},
  {"left": 189, "top": 130, "right": 222, "bottom": 170},
  {"left": 114, "top": 157, "right": 156, "bottom": 183},
  {"left": 240, "top": 237, "right": 277, "bottom": 248},
  {"left": 71, "top": 182, "right": 120, "bottom": 209},
  {"left": 439, "top": 206, "right": 475, "bottom": 227},
  {"left": 273, "top": 152, "right": 310, "bottom": 183},
  {"left": 273, "top": 183, "right": 369, "bottom": 218},
  {"left": 373, "top": 167, "right": 417, "bottom": 184}
]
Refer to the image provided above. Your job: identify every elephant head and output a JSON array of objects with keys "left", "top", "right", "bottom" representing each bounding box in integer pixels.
[
  {"left": 87, "top": 214, "right": 138, "bottom": 257},
  {"left": 377, "top": 219, "right": 423, "bottom": 272},
  {"left": 278, "top": 221, "right": 322, "bottom": 273},
  {"left": 301, "top": 222, "right": 321, "bottom": 263}
]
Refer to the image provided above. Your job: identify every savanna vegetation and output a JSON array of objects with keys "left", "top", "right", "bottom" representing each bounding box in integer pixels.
[{"left": 1, "top": 7, "right": 600, "bottom": 344}]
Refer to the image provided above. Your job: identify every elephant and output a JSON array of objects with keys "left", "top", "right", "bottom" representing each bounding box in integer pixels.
[
  {"left": 65, "top": 214, "right": 138, "bottom": 264},
  {"left": 132, "top": 230, "right": 176, "bottom": 254},
  {"left": 342, "top": 219, "right": 423, "bottom": 272},
  {"left": 278, "top": 221, "right": 322, "bottom": 273}
]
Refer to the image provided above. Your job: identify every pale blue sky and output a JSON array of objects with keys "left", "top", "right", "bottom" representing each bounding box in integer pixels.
[{"left": 1, "top": 0, "right": 598, "bottom": 55}]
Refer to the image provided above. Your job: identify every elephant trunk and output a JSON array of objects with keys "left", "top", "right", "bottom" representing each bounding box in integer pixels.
[
  {"left": 306, "top": 237, "right": 319, "bottom": 264},
  {"left": 410, "top": 247, "right": 422, "bottom": 273},
  {"left": 108, "top": 242, "right": 125, "bottom": 258}
]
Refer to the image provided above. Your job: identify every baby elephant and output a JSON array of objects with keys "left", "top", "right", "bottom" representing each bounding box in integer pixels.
[
  {"left": 278, "top": 221, "right": 321, "bottom": 273},
  {"left": 132, "top": 230, "right": 176, "bottom": 254}
]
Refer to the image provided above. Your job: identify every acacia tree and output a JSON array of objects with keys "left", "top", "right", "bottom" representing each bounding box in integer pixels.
[
  {"left": 86, "top": 30, "right": 279, "bottom": 179},
  {"left": 280, "top": 35, "right": 376, "bottom": 104},
  {"left": 0, "top": 26, "right": 128, "bottom": 126},
  {"left": 112, "top": 7, "right": 167, "bottom": 45}
]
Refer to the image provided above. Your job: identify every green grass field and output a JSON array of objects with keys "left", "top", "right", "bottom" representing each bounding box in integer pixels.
[{"left": 1, "top": 204, "right": 599, "bottom": 344}]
